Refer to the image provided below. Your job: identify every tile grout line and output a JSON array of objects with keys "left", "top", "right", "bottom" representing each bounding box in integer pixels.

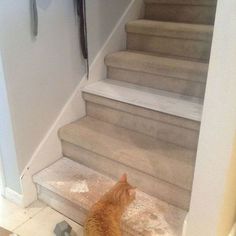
[{"left": 12, "top": 204, "right": 48, "bottom": 232}]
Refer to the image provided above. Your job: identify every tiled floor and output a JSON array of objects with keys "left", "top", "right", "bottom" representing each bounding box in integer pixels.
[{"left": 0, "top": 196, "right": 83, "bottom": 236}]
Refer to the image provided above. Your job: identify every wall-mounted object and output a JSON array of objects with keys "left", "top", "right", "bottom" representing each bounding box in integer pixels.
[
  {"left": 30, "top": 0, "right": 38, "bottom": 37},
  {"left": 76, "top": 0, "right": 89, "bottom": 78}
]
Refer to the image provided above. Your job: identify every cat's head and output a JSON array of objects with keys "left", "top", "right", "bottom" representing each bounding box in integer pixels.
[{"left": 108, "top": 174, "right": 136, "bottom": 207}]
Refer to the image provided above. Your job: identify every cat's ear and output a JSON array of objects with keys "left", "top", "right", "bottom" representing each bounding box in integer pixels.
[
  {"left": 128, "top": 188, "right": 136, "bottom": 197},
  {"left": 120, "top": 173, "right": 127, "bottom": 182}
]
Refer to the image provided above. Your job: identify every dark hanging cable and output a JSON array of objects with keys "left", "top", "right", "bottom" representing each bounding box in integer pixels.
[
  {"left": 76, "top": 0, "right": 89, "bottom": 79},
  {"left": 30, "top": 0, "right": 38, "bottom": 37}
]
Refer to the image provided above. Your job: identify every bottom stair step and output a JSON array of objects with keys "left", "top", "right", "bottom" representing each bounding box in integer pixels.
[{"left": 33, "top": 158, "right": 187, "bottom": 236}]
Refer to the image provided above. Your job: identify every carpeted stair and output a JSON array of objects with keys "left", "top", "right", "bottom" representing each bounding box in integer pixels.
[{"left": 33, "top": 1, "right": 217, "bottom": 235}]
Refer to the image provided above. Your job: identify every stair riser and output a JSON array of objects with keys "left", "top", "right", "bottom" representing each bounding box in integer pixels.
[
  {"left": 84, "top": 92, "right": 200, "bottom": 147},
  {"left": 145, "top": 4, "right": 216, "bottom": 24},
  {"left": 105, "top": 53, "right": 209, "bottom": 84},
  {"left": 37, "top": 186, "right": 87, "bottom": 225},
  {"left": 87, "top": 101, "right": 199, "bottom": 150},
  {"left": 62, "top": 131, "right": 195, "bottom": 190},
  {"left": 62, "top": 141, "right": 191, "bottom": 210},
  {"left": 107, "top": 67, "right": 206, "bottom": 98},
  {"left": 83, "top": 93, "right": 200, "bottom": 130},
  {"left": 127, "top": 33, "right": 212, "bottom": 60}
]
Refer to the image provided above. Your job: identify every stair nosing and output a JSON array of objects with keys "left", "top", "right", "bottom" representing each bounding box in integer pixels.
[
  {"left": 144, "top": 0, "right": 217, "bottom": 6},
  {"left": 108, "top": 65, "right": 207, "bottom": 85},
  {"left": 105, "top": 51, "right": 209, "bottom": 83},
  {"left": 126, "top": 19, "right": 213, "bottom": 41},
  {"left": 82, "top": 79, "right": 203, "bottom": 122}
]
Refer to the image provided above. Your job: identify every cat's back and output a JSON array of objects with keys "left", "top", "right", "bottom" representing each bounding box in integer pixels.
[{"left": 84, "top": 201, "right": 122, "bottom": 236}]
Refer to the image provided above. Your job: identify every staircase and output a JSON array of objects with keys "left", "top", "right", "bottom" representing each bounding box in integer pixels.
[{"left": 34, "top": 0, "right": 216, "bottom": 235}]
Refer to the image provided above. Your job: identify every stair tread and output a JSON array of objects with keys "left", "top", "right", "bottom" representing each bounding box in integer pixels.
[
  {"left": 126, "top": 19, "right": 213, "bottom": 41},
  {"left": 33, "top": 157, "right": 187, "bottom": 235},
  {"left": 82, "top": 79, "right": 203, "bottom": 121},
  {"left": 144, "top": 0, "right": 217, "bottom": 6},
  {"left": 59, "top": 117, "right": 195, "bottom": 190},
  {"left": 105, "top": 50, "right": 208, "bottom": 83}
]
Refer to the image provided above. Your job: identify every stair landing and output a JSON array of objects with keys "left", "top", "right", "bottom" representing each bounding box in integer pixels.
[{"left": 33, "top": 158, "right": 187, "bottom": 236}]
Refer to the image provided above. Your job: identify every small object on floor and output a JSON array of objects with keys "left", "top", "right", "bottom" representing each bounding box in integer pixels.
[
  {"left": 0, "top": 226, "right": 19, "bottom": 236},
  {"left": 54, "top": 221, "right": 72, "bottom": 236},
  {"left": 0, "top": 226, "right": 12, "bottom": 236}
]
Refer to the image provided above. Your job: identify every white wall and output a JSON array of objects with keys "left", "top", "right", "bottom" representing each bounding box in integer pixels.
[
  {"left": 0, "top": 0, "right": 132, "bottom": 193},
  {"left": 218, "top": 139, "right": 236, "bottom": 236},
  {"left": 19, "top": 0, "right": 143, "bottom": 207},
  {"left": 186, "top": 0, "right": 236, "bottom": 235},
  {"left": 87, "top": 0, "right": 131, "bottom": 61},
  {"left": 0, "top": 0, "right": 84, "bottom": 174}
]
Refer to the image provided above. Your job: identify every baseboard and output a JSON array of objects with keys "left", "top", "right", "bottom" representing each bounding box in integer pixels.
[
  {"left": 5, "top": 187, "right": 23, "bottom": 206},
  {"left": 182, "top": 213, "right": 188, "bottom": 236},
  {"left": 20, "top": 74, "right": 88, "bottom": 207},
  {"left": 0, "top": 151, "right": 5, "bottom": 196},
  {"left": 20, "top": 0, "right": 144, "bottom": 207},
  {"left": 229, "top": 223, "right": 236, "bottom": 236}
]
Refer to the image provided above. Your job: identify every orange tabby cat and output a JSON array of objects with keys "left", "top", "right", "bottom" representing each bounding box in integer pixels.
[{"left": 84, "top": 174, "right": 136, "bottom": 236}]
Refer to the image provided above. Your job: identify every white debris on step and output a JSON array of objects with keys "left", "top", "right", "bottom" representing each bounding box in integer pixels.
[
  {"left": 123, "top": 194, "right": 176, "bottom": 235},
  {"left": 70, "top": 180, "right": 89, "bottom": 193},
  {"left": 33, "top": 158, "right": 187, "bottom": 236},
  {"left": 55, "top": 181, "right": 65, "bottom": 186}
]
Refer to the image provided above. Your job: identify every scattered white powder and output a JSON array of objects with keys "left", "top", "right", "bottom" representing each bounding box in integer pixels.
[
  {"left": 130, "top": 213, "right": 174, "bottom": 236},
  {"left": 123, "top": 199, "right": 147, "bottom": 219},
  {"left": 70, "top": 180, "right": 89, "bottom": 193},
  {"left": 123, "top": 198, "right": 175, "bottom": 236},
  {"left": 55, "top": 181, "right": 65, "bottom": 186}
]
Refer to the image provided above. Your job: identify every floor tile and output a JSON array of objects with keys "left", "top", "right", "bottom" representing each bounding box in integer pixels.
[
  {"left": 14, "top": 207, "right": 83, "bottom": 236},
  {"left": 0, "top": 197, "right": 46, "bottom": 231}
]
